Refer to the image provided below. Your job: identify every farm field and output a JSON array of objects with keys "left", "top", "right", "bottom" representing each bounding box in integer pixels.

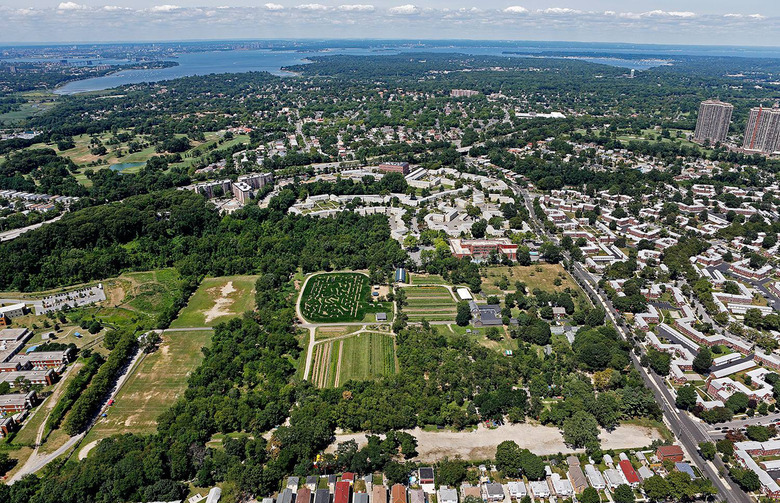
[
  {"left": 402, "top": 286, "right": 457, "bottom": 321},
  {"left": 410, "top": 274, "right": 449, "bottom": 285},
  {"left": 85, "top": 329, "right": 213, "bottom": 441},
  {"left": 310, "top": 332, "right": 396, "bottom": 388},
  {"left": 301, "top": 272, "right": 374, "bottom": 323},
  {"left": 171, "top": 275, "right": 257, "bottom": 328},
  {"left": 481, "top": 263, "right": 578, "bottom": 296}
]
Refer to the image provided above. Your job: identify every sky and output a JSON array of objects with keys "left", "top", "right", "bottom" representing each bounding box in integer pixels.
[{"left": 1, "top": 1, "right": 779, "bottom": 45}]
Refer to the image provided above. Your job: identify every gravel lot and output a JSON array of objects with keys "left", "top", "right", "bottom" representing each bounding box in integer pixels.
[{"left": 329, "top": 423, "right": 662, "bottom": 461}]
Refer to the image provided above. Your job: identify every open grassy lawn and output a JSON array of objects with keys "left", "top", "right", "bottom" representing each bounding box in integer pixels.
[
  {"left": 616, "top": 127, "right": 702, "bottom": 149},
  {"left": 402, "top": 286, "right": 457, "bottom": 321},
  {"left": 104, "top": 268, "right": 185, "bottom": 318},
  {"left": 300, "top": 273, "right": 372, "bottom": 323},
  {"left": 171, "top": 275, "right": 258, "bottom": 328},
  {"left": 86, "top": 329, "right": 213, "bottom": 440},
  {"left": 18, "top": 130, "right": 249, "bottom": 189},
  {"left": 481, "top": 263, "right": 578, "bottom": 296},
  {"left": 446, "top": 323, "right": 516, "bottom": 353},
  {"left": 315, "top": 325, "right": 360, "bottom": 341},
  {"left": 0, "top": 93, "right": 57, "bottom": 125},
  {"left": 310, "top": 332, "right": 396, "bottom": 388}
]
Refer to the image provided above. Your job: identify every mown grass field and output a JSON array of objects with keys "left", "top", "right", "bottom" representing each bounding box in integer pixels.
[
  {"left": 86, "top": 329, "right": 213, "bottom": 440},
  {"left": 402, "top": 286, "right": 457, "bottom": 321},
  {"left": 481, "top": 263, "right": 578, "bottom": 295},
  {"left": 171, "top": 275, "right": 257, "bottom": 328},
  {"left": 301, "top": 273, "right": 370, "bottom": 323},
  {"left": 310, "top": 332, "right": 396, "bottom": 388}
]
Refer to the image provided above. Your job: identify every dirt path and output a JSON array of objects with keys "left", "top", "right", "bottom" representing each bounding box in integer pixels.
[
  {"left": 78, "top": 440, "right": 99, "bottom": 460},
  {"left": 303, "top": 327, "right": 316, "bottom": 381},
  {"left": 34, "top": 361, "right": 82, "bottom": 445},
  {"left": 327, "top": 423, "right": 663, "bottom": 461},
  {"left": 333, "top": 340, "right": 344, "bottom": 387},
  {"left": 314, "top": 343, "right": 331, "bottom": 388}
]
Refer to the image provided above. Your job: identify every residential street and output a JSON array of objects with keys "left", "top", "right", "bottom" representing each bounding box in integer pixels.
[{"left": 510, "top": 175, "right": 750, "bottom": 503}]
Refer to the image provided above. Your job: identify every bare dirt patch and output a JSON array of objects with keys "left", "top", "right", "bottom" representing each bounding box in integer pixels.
[
  {"left": 328, "top": 423, "right": 662, "bottom": 461},
  {"left": 78, "top": 440, "right": 99, "bottom": 460},
  {"left": 203, "top": 281, "right": 237, "bottom": 323}
]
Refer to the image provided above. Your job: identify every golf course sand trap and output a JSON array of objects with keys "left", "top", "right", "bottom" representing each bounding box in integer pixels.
[
  {"left": 328, "top": 423, "right": 662, "bottom": 461},
  {"left": 203, "top": 281, "right": 237, "bottom": 323}
]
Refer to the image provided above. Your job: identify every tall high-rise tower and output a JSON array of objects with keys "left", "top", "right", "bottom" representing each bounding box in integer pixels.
[
  {"left": 743, "top": 105, "right": 780, "bottom": 154},
  {"left": 694, "top": 100, "right": 734, "bottom": 144}
]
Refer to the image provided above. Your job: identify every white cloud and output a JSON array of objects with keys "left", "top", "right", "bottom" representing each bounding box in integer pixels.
[
  {"left": 149, "top": 4, "right": 182, "bottom": 12},
  {"left": 642, "top": 10, "right": 695, "bottom": 18},
  {"left": 57, "top": 2, "right": 87, "bottom": 10},
  {"left": 103, "top": 5, "right": 130, "bottom": 11},
  {"left": 337, "top": 4, "right": 375, "bottom": 12},
  {"left": 503, "top": 6, "right": 528, "bottom": 14},
  {"left": 727, "top": 13, "right": 767, "bottom": 20},
  {"left": 297, "top": 3, "right": 328, "bottom": 10},
  {"left": 388, "top": 4, "right": 418, "bottom": 15},
  {"left": 540, "top": 7, "right": 580, "bottom": 15},
  {"left": 264, "top": 2, "right": 284, "bottom": 10}
]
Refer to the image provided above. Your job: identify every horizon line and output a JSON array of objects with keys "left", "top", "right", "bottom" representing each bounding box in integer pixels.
[{"left": 2, "top": 37, "right": 780, "bottom": 51}]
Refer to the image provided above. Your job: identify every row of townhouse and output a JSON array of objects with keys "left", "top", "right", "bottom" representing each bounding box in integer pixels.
[{"left": 734, "top": 441, "right": 780, "bottom": 499}]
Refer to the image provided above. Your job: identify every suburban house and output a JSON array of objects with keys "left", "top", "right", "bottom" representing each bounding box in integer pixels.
[
  {"left": 334, "top": 481, "right": 351, "bottom": 503},
  {"left": 391, "top": 484, "right": 407, "bottom": 503},
  {"left": 437, "top": 487, "right": 458, "bottom": 503}
]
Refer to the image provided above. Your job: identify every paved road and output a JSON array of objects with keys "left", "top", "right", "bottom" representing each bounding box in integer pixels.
[
  {"left": 710, "top": 263, "right": 780, "bottom": 311},
  {"left": 9, "top": 332, "right": 152, "bottom": 483},
  {"left": 152, "top": 327, "right": 214, "bottom": 333},
  {"left": 572, "top": 263, "right": 746, "bottom": 503},
  {"left": 9, "top": 433, "right": 85, "bottom": 482},
  {"left": 0, "top": 214, "right": 64, "bottom": 242},
  {"left": 706, "top": 414, "right": 780, "bottom": 437},
  {"left": 507, "top": 175, "right": 748, "bottom": 503}
]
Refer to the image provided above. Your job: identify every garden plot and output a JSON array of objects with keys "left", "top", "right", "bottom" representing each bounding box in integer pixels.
[
  {"left": 402, "top": 286, "right": 457, "bottom": 322},
  {"left": 310, "top": 332, "right": 396, "bottom": 388}
]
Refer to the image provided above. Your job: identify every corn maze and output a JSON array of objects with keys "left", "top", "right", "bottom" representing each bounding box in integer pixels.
[{"left": 301, "top": 273, "right": 369, "bottom": 322}]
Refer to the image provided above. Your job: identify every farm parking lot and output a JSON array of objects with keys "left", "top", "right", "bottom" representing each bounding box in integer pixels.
[{"left": 401, "top": 286, "right": 457, "bottom": 322}]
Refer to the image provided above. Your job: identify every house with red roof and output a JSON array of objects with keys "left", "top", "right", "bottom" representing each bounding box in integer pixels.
[{"left": 619, "top": 460, "right": 640, "bottom": 487}]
